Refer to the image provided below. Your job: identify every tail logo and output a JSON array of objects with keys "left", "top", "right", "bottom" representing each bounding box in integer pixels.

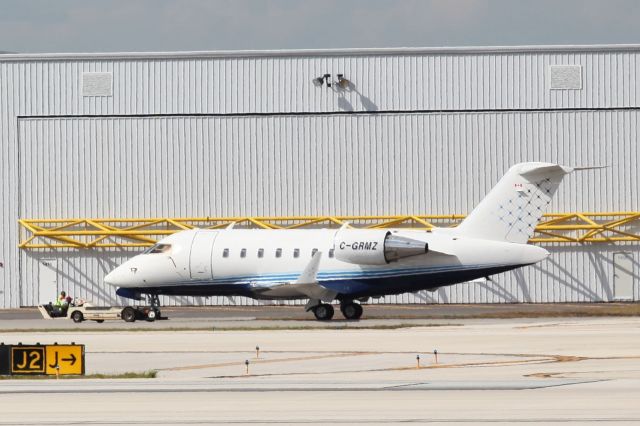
[{"left": 497, "top": 178, "right": 555, "bottom": 241}]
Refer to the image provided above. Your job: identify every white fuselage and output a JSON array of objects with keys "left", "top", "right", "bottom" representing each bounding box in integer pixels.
[
  {"left": 103, "top": 161, "right": 574, "bottom": 322},
  {"left": 105, "top": 227, "right": 548, "bottom": 300}
]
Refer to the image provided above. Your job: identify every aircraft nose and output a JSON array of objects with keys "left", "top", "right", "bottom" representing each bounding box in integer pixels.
[{"left": 104, "top": 264, "right": 134, "bottom": 287}]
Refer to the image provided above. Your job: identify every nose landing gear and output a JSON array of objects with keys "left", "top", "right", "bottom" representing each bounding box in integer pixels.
[
  {"left": 147, "top": 294, "right": 162, "bottom": 321},
  {"left": 149, "top": 294, "right": 161, "bottom": 317}
]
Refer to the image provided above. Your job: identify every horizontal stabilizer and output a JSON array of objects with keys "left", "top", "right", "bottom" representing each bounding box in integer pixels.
[{"left": 572, "top": 165, "right": 608, "bottom": 171}]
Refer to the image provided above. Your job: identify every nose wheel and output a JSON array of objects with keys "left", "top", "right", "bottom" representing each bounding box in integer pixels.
[
  {"left": 147, "top": 294, "right": 162, "bottom": 320},
  {"left": 340, "top": 301, "right": 363, "bottom": 320}
]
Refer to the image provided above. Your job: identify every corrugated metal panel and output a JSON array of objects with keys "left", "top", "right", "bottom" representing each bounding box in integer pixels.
[
  {"left": 3, "top": 46, "right": 640, "bottom": 307},
  {"left": 2, "top": 50, "right": 640, "bottom": 117},
  {"left": 16, "top": 111, "right": 640, "bottom": 306},
  {"left": 0, "top": 60, "right": 21, "bottom": 308}
]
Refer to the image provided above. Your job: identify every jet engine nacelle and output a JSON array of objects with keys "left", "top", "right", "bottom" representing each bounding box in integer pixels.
[{"left": 334, "top": 230, "right": 428, "bottom": 265}]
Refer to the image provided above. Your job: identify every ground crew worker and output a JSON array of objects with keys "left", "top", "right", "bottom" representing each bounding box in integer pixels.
[
  {"left": 52, "top": 291, "right": 68, "bottom": 317},
  {"left": 54, "top": 291, "right": 66, "bottom": 306}
]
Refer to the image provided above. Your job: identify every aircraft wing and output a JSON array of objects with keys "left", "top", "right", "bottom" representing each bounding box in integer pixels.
[
  {"left": 292, "top": 282, "right": 337, "bottom": 302},
  {"left": 291, "top": 251, "right": 338, "bottom": 302},
  {"left": 249, "top": 251, "right": 338, "bottom": 302},
  {"left": 294, "top": 250, "right": 323, "bottom": 284}
]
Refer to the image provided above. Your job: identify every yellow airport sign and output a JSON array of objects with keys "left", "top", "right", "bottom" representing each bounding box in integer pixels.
[
  {"left": 11, "top": 346, "right": 45, "bottom": 374},
  {"left": 45, "top": 345, "right": 84, "bottom": 375},
  {"left": 0, "top": 344, "right": 84, "bottom": 376}
]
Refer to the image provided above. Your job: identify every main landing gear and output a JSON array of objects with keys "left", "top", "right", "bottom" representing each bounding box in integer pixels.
[
  {"left": 307, "top": 300, "right": 363, "bottom": 321},
  {"left": 312, "top": 303, "right": 334, "bottom": 321},
  {"left": 340, "top": 301, "right": 363, "bottom": 320}
]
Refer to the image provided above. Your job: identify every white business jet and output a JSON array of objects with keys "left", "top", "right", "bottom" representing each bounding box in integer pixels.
[{"left": 105, "top": 162, "right": 574, "bottom": 320}]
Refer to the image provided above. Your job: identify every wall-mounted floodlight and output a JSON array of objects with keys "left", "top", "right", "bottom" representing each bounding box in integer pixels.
[
  {"left": 312, "top": 74, "right": 332, "bottom": 87},
  {"left": 337, "top": 74, "right": 350, "bottom": 89}
]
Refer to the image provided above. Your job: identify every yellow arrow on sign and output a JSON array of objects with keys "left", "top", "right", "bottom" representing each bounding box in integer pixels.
[{"left": 45, "top": 345, "right": 83, "bottom": 375}]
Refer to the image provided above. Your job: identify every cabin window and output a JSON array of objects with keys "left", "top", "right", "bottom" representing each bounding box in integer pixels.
[
  {"left": 329, "top": 248, "right": 334, "bottom": 258},
  {"left": 257, "top": 248, "right": 264, "bottom": 258},
  {"left": 311, "top": 248, "right": 318, "bottom": 256},
  {"left": 275, "top": 248, "right": 282, "bottom": 258},
  {"left": 222, "top": 248, "right": 229, "bottom": 258},
  {"left": 144, "top": 243, "right": 172, "bottom": 254},
  {"left": 240, "top": 248, "right": 247, "bottom": 258},
  {"left": 293, "top": 248, "right": 300, "bottom": 258}
]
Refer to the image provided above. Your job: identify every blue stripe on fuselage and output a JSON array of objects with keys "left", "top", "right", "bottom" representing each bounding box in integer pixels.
[
  {"left": 121, "top": 263, "right": 525, "bottom": 300},
  {"left": 205, "top": 264, "right": 490, "bottom": 284}
]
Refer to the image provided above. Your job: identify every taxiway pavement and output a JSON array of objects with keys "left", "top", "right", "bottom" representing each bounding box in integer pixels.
[{"left": 0, "top": 316, "right": 639, "bottom": 424}]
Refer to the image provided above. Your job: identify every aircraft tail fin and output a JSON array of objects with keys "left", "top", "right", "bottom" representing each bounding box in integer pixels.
[{"left": 455, "top": 162, "right": 573, "bottom": 244}]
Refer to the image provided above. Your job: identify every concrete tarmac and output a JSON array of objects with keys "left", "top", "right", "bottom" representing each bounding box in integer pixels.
[
  {"left": 0, "top": 316, "right": 639, "bottom": 424},
  {"left": 2, "top": 303, "right": 639, "bottom": 330}
]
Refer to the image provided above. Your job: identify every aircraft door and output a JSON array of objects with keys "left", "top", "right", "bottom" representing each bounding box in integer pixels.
[{"left": 189, "top": 231, "right": 218, "bottom": 280}]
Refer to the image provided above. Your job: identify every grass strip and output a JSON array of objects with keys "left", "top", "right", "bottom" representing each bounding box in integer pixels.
[{"left": 0, "top": 370, "right": 157, "bottom": 380}]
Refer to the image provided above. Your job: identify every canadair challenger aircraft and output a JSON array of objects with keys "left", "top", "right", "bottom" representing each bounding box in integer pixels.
[{"left": 105, "top": 162, "right": 574, "bottom": 320}]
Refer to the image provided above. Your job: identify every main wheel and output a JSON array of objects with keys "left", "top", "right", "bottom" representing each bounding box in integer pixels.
[
  {"left": 341, "top": 302, "right": 363, "bottom": 320},
  {"left": 313, "top": 303, "right": 334, "bottom": 321},
  {"left": 121, "top": 306, "right": 137, "bottom": 322},
  {"left": 353, "top": 303, "right": 363, "bottom": 319},
  {"left": 71, "top": 310, "right": 84, "bottom": 323}
]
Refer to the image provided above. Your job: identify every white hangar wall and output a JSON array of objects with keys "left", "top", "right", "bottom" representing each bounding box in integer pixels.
[
  {"left": 15, "top": 112, "right": 639, "bottom": 306},
  {"left": 1, "top": 45, "right": 639, "bottom": 307}
]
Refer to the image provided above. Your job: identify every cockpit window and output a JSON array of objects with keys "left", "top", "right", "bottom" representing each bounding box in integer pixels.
[{"left": 143, "top": 243, "right": 172, "bottom": 254}]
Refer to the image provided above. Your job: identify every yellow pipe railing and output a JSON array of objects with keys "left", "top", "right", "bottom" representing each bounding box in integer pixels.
[{"left": 17, "top": 212, "right": 640, "bottom": 249}]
